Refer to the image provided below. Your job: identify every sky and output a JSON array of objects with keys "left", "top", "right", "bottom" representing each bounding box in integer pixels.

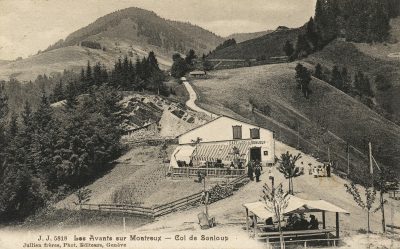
[{"left": 0, "top": 0, "right": 316, "bottom": 60}]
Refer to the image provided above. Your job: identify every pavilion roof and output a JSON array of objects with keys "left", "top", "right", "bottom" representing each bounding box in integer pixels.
[{"left": 243, "top": 195, "right": 349, "bottom": 220}]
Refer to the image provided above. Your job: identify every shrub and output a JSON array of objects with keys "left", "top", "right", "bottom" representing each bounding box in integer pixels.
[
  {"left": 111, "top": 185, "right": 138, "bottom": 205},
  {"left": 81, "top": 41, "right": 102, "bottom": 50}
]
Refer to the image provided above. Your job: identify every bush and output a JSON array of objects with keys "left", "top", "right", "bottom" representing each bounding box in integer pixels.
[
  {"left": 81, "top": 41, "right": 102, "bottom": 50},
  {"left": 111, "top": 185, "right": 138, "bottom": 205}
]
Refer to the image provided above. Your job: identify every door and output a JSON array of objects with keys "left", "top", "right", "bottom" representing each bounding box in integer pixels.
[{"left": 250, "top": 147, "right": 262, "bottom": 162}]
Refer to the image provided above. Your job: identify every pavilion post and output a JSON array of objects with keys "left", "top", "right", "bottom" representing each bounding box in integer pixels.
[
  {"left": 245, "top": 208, "right": 250, "bottom": 236},
  {"left": 253, "top": 215, "right": 258, "bottom": 238},
  {"left": 335, "top": 212, "right": 340, "bottom": 238},
  {"left": 322, "top": 211, "right": 326, "bottom": 229}
]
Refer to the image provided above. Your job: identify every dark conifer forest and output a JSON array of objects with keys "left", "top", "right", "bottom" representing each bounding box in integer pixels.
[{"left": 0, "top": 51, "right": 168, "bottom": 222}]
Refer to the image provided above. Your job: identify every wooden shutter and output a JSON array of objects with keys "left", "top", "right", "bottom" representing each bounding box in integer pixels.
[
  {"left": 250, "top": 128, "right": 260, "bottom": 139},
  {"left": 232, "top": 125, "right": 242, "bottom": 139}
]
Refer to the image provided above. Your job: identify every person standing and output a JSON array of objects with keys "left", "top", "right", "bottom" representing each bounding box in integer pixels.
[
  {"left": 247, "top": 160, "right": 254, "bottom": 181},
  {"left": 327, "top": 163, "right": 331, "bottom": 177},
  {"left": 255, "top": 163, "right": 261, "bottom": 182}
]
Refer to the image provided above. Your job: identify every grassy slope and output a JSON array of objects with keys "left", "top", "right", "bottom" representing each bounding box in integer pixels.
[
  {"left": 208, "top": 27, "right": 302, "bottom": 59},
  {"left": 55, "top": 145, "right": 226, "bottom": 209},
  {"left": 191, "top": 63, "right": 400, "bottom": 178},
  {"left": 225, "top": 30, "right": 273, "bottom": 43},
  {"left": 304, "top": 18, "right": 400, "bottom": 124}
]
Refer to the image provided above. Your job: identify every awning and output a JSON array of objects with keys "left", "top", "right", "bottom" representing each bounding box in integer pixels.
[
  {"left": 173, "top": 145, "right": 195, "bottom": 163},
  {"left": 243, "top": 195, "right": 349, "bottom": 220},
  {"left": 191, "top": 142, "right": 251, "bottom": 161}
]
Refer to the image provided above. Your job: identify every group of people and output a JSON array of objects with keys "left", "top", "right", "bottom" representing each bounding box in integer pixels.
[
  {"left": 247, "top": 160, "right": 263, "bottom": 182},
  {"left": 310, "top": 163, "right": 331, "bottom": 178},
  {"left": 262, "top": 213, "right": 319, "bottom": 231}
]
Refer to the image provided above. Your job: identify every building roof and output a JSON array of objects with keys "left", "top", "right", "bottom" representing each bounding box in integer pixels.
[
  {"left": 191, "top": 142, "right": 251, "bottom": 161},
  {"left": 177, "top": 115, "right": 271, "bottom": 139},
  {"left": 243, "top": 195, "right": 349, "bottom": 220},
  {"left": 189, "top": 70, "right": 206, "bottom": 75}
]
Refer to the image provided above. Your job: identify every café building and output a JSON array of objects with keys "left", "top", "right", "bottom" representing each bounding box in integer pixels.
[{"left": 170, "top": 116, "right": 275, "bottom": 169}]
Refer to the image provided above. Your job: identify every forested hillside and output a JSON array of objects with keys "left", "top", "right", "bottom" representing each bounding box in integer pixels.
[
  {"left": 208, "top": 27, "right": 303, "bottom": 59},
  {"left": 45, "top": 7, "right": 223, "bottom": 56},
  {"left": 0, "top": 51, "right": 170, "bottom": 223},
  {"left": 0, "top": 7, "right": 223, "bottom": 81},
  {"left": 314, "top": 0, "right": 400, "bottom": 43}
]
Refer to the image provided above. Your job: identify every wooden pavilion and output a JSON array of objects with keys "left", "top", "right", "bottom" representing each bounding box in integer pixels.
[{"left": 243, "top": 195, "right": 349, "bottom": 245}]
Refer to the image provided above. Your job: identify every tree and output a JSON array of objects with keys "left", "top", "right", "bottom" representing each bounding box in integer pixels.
[
  {"left": 202, "top": 60, "right": 213, "bottom": 71},
  {"left": 344, "top": 182, "right": 378, "bottom": 233},
  {"left": 262, "top": 183, "right": 290, "bottom": 249},
  {"left": 185, "top": 49, "right": 197, "bottom": 66},
  {"left": 283, "top": 40, "right": 294, "bottom": 57},
  {"left": 375, "top": 74, "right": 391, "bottom": 91},
  {"left": 306, "top": 17, "right": 319, "bottom": 49},
  {"left": 74, "top": 187, "right": 92, "bottom": 210},
  {"left": 52, "top": 80, "right": 64, "bottom": 103},
  {"left": 295, "top": 64, "right": 312, "bottom": 98},
  {"left": 65, "top": 81, "right": 78, "bottom": 109},
  {"left": 85, "top": 61, "right": 93, "bottom": 87},
  {"left": 341, "top": 67, "right": 351, "bottom": 93},
  {"left": 171, "top": 54, "right": 188, "bottom": 78},
  {"left": 330, "top": 65, "right": 343, "bottom": 90},
  {"left": 354, "top": 71, "right": 374, "bottom": 97},
  {"left": 277, "top": 152, "right": 303, "bottom": 195},
  {"left": 295, "top": 34, "right": 312, "bottom": 57},
  {"left": 314, "top": 63, "right": 323, "bottom": 80}
]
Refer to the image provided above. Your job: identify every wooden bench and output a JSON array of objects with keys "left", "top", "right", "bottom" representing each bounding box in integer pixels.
[{"left": 256, "top": 229, "right": 335, "bottom": 242}]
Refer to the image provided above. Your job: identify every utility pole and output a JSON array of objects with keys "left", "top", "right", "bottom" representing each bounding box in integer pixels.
[
  {"left": 328, "top": 146, "right": 331, "bottom": 163},
  {"left": 369, "top": 142, "right": 373, "bottom": 175},
  {"left": 203, "top": 175, "right": 208, "bottom": 217},
  {"left": 369, "top": 142, "right": 386, "bottom": 233},
  {"left": 297, "top": 122, "right": 300, "bottom": 149},
  {"left": 347, "top": 143, "right": 350, "bottom": 176}
]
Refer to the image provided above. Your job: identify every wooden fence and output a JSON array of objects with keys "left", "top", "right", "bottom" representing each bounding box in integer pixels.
[
  {"left": 389, "top": 190, "right": 400, "bottom": 200},
  {"left": 171, "top": 167, "right": 245, "bottom": 178},
  {"left": 79, "top": 174, "right": 248, "bottom": 218},
  {"left": 79, "top": 203, "right": 155, "bottom": 217}
]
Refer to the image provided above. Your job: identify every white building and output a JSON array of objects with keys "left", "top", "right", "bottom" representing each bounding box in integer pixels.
[{"left": 170, "top": 116, "right": 275, "bottom": 169}]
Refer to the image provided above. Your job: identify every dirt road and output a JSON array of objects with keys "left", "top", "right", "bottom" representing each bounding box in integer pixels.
[{"left": 183, "top": 80, "right": 216, "bottom": 118}]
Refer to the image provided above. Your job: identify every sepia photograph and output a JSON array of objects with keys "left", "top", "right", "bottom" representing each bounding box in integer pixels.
[{"left": 0, "top": 0, "right": 399, "bottom": 248}]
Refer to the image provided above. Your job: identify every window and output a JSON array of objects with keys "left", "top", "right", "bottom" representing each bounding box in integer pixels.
[
  {"left": 250, "top": 128, "right": 260, "bottom": 139},
  {"left": 232, "top": 125, "right": 242, "bottom": 139}
]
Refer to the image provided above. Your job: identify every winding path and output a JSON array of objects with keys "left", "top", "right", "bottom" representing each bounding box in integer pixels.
[{"left": 183, "top": 80, "right": 216, "bottom": 118}]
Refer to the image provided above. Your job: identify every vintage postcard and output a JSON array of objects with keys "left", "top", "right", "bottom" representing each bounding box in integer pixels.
[{"left": 0, "top": 0, "right": 399, "bottom": 248}]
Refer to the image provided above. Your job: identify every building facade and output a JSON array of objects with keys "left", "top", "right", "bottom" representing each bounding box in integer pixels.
[{"left": 170, "top": 116, "right": 275, "bottom": 168}]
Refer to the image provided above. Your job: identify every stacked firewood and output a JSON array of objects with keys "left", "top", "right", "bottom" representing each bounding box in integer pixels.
[{"left": 208, "top": 184, "right": 234, "bottom": 203}]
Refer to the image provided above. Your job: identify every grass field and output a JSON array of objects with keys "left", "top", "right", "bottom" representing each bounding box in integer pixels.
[
  {"left": 304, "top": 25, "right": 400, "bottom": 125},
  {"left": 208, "top": 27, "right": 302, "bottom": 60},
  {"left": 191, "top": 63, "right": 400, "bottom": 182},
  {"left": 55, "top": 144, "right": 228, "bottom": 210}
]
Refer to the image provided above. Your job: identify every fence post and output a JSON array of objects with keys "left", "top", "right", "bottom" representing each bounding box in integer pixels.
[
  {"left": 123, "top": 217, "right": 126, "bottom": 233},
  {"left": 304, "top": 241, "right": 307, "bottom": 249}
]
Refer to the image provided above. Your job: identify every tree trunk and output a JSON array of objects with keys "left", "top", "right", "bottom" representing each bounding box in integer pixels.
[
  {"left": 367, "top": 211, "right": 370, "bottom": 233},
  {"left": 275, "top": 203, "right": 285, "bottom": 249},
  {"left": 291, "top": 178, "right": 294, "bottom": 195}
]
